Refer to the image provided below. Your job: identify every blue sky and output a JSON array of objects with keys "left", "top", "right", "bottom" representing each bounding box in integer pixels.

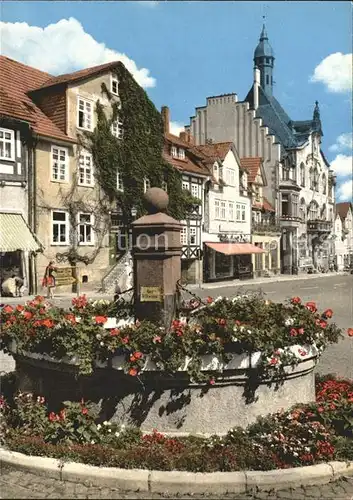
[{"left": 1, "top": 1, "right": 352, "bottom": 200}]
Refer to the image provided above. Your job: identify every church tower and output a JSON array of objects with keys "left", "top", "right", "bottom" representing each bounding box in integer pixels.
[{"left": 253, "top": 23, "right": 275, "bottom": 96}]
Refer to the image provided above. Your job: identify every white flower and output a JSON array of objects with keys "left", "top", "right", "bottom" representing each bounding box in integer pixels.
[
  {"left": 285, "top": 318, "right": 294, "bottom": 326},
  {"left": 103, "top": 421, "right": 110, "bottom": 426},
  {"left": 115, "top": 432, "right": 120, "bottom": 438},
  {"left": 96, "top": 334, "right": 102, "bottom": 340},
  {"left": 97, "top": 424, "right": 102, "bottom": 430},
  {"left": 108, "top": 428, "right": 112, "bottom": 433},
  {"left": 293, "top": 451, "right": 299, "bottom": 457},
  {"left": 247, "top": 329, "right": 252, "bottom": 334},
  {"left": 91, "top": 440, "right": 95, "bottom": 444},
  {"left": 120, "top": 423, "right": 126, "bottom": 430},
  {"left": 100, "top": 341, "right": 104, "bottom": 346}
]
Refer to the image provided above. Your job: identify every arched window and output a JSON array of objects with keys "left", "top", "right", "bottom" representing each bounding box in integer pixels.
[
  {"left": 299, "top": 198, "right": 306, "bottom": 221},
  {"left": 308, "top": 201, "right": 319, "bottom": 221},
  {"left": 314, "top": 168, "right": 319, "bottom": 191},
  {"left": 300, "top": 163, "right": 305, "bottom": 187},
  {"left": 309, "top": 167, "right": 314, "bottom": 189},
  {"left": 322, "top": 173, "right": 327, "bottom": 194}
]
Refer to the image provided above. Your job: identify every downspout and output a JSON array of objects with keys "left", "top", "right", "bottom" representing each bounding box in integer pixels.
[{"left": 27, "top": 130, "right": 35, "bottom": 295}]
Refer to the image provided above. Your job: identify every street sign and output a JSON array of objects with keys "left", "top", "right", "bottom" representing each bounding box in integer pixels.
[
  {"left": 54, "top": 267, "right": 77, "bottom": 286},
  {"left": 140, "top": 286, "right": 163, "bottom": 302}
]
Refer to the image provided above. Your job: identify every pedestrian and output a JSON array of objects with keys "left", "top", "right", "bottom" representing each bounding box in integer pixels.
[
  {"left": 13, "top": 275, "right": 24, "bottom": 297},
  {"left": 42, "top": 261, "right": 57, "bottom": 299}
]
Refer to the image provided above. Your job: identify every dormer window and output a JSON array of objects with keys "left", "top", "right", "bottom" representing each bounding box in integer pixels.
[
  {"left": 111, "top": 76, "right": 119, "bottom": 95},
  {"left": 171, "top": 146, "right": 178, "bottom": 157},
  {"left": 178, "top": 148, "right": 185, "bottom": 160}
]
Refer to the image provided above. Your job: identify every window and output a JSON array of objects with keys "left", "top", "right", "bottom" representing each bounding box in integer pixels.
[
  {"left": 178, "top": 148, "right": 185, "bottom": 160},
  {"left": 52, "top": 211, "right": 68, "bottom": 245},
  {"left": 236, "top": 203, "right": 241, "bottom": 221},
  {"left": 0, "top": 128, "right": 15, "bottom": 160},
  {"left": 281, "top": 194, "right": 290, "bottom": 216},
  {"left": 51, "top": 146, "right": 68, "bottom": 182},
  {"left": 190, "top": 227, "right": 197, "bottom": 245},
  {"left": 78, "top": 213, "right": 94, "bottom": 245},
  {"left": 215, "top": 200, "right": 220, "bottom": 219},
  {"left": 171, "top": 146, "right": 178, "bottom": 157},
  {"left": 219, "top": 165, "right": 223, "bottom": 180},
  {"left": 292, "top": 195, "right": 298, "bottom": 218},
  {"left": 299, "top": 198, "right": 306, "bottom": 221},
  {"left": 144, "top": 178, "right": 151, "bottom": 192},
  {"left": 220, "top": 201, "right": 226, "bottom": 220},
  {"left": 182, "top": 181, "right": 189, "bottom": 191},
  {"left": 322, "top": 173, "right": 327, "bottom": 194},
  {"left": 111, "top": 120, "right": 123, "bottom": 139},
  {"left": 300, "top": 163, "right": 305, "bottom": 187},
  {"left": 254, "top": 185, "right": 260, "bottom": 202},
  {"left": 78, "top": 152, "right": 94, "bottom": 186},
  {"left": 228, "top": 202, "right": 234, "bottom": 221},
  {"left": 314, "top": 168, "right": 319, "bottom": 192},
  {"left": 266, "top": 75, "right": 269, "bottom": 85},
  {"left": 111, "top": 76, "right": 118, "bottom": 95},
  {"left": 117, "top": 171, "right": 124, "bottom": 192},
  {"left": 191, "top": 184, "right": 199, "bottom": 198},
  {"left": 241, "top": 204, "right": 246, "bottom": 222},
  {"left": 180, "top": 226, "right": 187, "bottom": 245},
  {"left": 282, "top": 166, "right": 290, "bottom": 181},
  {"left": 309, "top": 202, "right": 318, "bottom": 221},
  {"left": 226, "top": 168, "right": 236, "bottom": 186},
  {"left": 162, "top": 181, "right": 168, "bottom": 192},
  {"left": 77, "top": 98, "right": 92, "bottom": 130}
]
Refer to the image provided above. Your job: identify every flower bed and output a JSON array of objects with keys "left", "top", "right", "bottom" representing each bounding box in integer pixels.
[{"left": 1, "top": 375, "right": 352, "bottom": 472}]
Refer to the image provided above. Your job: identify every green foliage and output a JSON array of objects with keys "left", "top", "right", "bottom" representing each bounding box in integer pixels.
[{"left": 84, "top": 64, "right": 190, "bottom": 223}]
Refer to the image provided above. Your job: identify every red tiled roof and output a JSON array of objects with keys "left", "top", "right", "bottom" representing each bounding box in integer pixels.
[
  {"left": 336, "top": 202, "right": 352, "bottom": 221},
  {"left": 193, "top": 142, "right": 233, "bottom": 162},
  {"left": 263, "top": 196, "right": 275, "bottom": 212},
  {"left": 240, "top": 157, "right": 262, "bottom": 183},
  {"left": 164, "top": 133, "right": 209, "bottom": 176},
  {"left": 0, "top": 56, "right": 74, "bottom": 143},
  {"left": 33, "top": 61, "right": 123, "bottom": 91}
]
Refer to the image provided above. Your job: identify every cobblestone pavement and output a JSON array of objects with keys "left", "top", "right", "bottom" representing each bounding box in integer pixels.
[{"left": 0, "top": 467, "right": 352, "bottom": 499}]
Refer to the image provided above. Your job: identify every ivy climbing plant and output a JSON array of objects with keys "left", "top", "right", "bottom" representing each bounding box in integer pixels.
[{"left": 83, "top": 62, "right": 196, "bottom": 224}]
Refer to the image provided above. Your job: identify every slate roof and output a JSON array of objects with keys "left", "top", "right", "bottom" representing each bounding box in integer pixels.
[
  {"left": 336, "top": 202, "right": 352, "bottom": 221},
  {"left": 0, "top": 56, "right": 75, "bottom": 143}
]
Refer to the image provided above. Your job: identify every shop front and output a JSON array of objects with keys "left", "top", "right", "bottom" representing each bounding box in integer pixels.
[{"left": 203, "top": 240, "right": 265, "bottom": 283}]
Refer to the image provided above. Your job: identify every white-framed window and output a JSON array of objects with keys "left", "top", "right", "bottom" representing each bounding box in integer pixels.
[
  {"left": 111, "top": 75, "right": 119, "bottom": 95},
  {"left": 144, "top": 177, "right": 151, "bottom": 192},
  {"left": 241, "top": 204, "right": 246, "bottom": 222},
  {"left": 111, "top": 120, "right": 123, "bottom": 139},
  {"left": 180, "top": 226, "right": 187, "bottom": 245},
  {"left": 220, "top": 201, "right": 226, "bottom": 220},
  {"left": 78, "top": 152, "right": 94, "bottom": 186},
  {"left": 189, "top": 227, "right": 197, "bottom": 245},
  {"left": 226, "top": 168, "right": 236, "bottom": 186},
  {"left": 191, "top": 184, "right": 199, "bottom": 198},
  {"left": 51, "top": 146, "right": 68, "bottom": 182},
  {"left": 52, "top": 211, "right": 69, "bottom": 245},
  {"left": 78, "top": 213, "right": 94, "bottom": 245},
  {"left": 77, "top": 98, "right": 93, "bottom": 131},
  {"left": 215, "top": 200, "right": 220, "bottom": 219},
  {"left": 219, "top": 165, "right": 223, "bottom": 180},
  {"left": 171, "top": 146, "right": 178, "bottom": 157},
  {"left": 228, "top": 202, "right": 234, "bottom": 221},
  {"left": 117, "top": 171, "right": 124, "bottom": 192},
  {"left": 236, "top": 203, "right": 241, "bottom": 222},
  {"left": 178, "top": 148, "right": 185, "bottom": 160},
  {"left": 162, "top": 181, "right": 168, "bottom": 192},
  {"left": 182, "top": 181, "right": 189, "bottom": 191},
  {"left": 0, "top": 128, "right": 15, "bottom": 161}
]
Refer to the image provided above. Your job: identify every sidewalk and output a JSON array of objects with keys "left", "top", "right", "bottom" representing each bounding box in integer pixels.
[{"left": 187, "top": 271, "right": 350, "bottom": 290}]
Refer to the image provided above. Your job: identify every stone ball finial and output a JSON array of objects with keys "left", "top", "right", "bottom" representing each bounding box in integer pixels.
[{"left": 144, "top": 187, "right": 169, "bottom": 214}]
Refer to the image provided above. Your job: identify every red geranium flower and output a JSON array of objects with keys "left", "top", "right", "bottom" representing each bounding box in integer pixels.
[
  {"left": 16, "top": 304, "right": 24, "bottom": 312},
  {"left": 23, "top": 311, "right": 33, "bottom": 320},
  {"left": 48, "top": 412, "right": 58, "bottom": 422},
  {"left": 65, "top": 314, "right": 77, "bottom": 325},
  {"left": 39, "top": 308, "right": 46, "bottom": 315},
  {"left": 291, "top": 297, "right": 301, "bottom": 304},
  {"left": 110, "top": 328, "right": 120, "bottom": 336},
  {"left": 290, "top": 328, "right": 298, "bottom": 337},
  {"left": 348, "top": 328, "right": 353, "bottom": 337},
  {"left": 129, "top": 368, "right": 138, "bottom": 376},
  {"left": 134, "top": 351, "right": 143, "bottom": 359},
  {"left": 81, "top": 407, "right": 88, "bottom": 415},
  {"left": 319, "top": 320, "right": 327, "bottom": 329},
  {"left": 122, "top": 336, "right": 129, "bottom": 344},
  {"left": 209, "top": 377, "right": 216, "bottom": 385},
  {"left": 269, "top": 357, "right": 278, "bottom": 365},
  {"left": 206, "top": 296, "right": 213, "bottom": 304},
  {"left": 95, "top": 316, "right": 107, "bottom": 324},
  {"left": 153, "top": 335, "right": 162, "bottom": 343},
  {"left": 305, "top": 301, "right": 317, "bottom": 313},
  {"left": 298, "top": 328, "right": 305, "bottom": 335},
  {"left": 2, "top": 305, "right": 13, "bottom": 314},
  {"left": 41, "top": 318, "right": 54, "bottom": 328},
  {"left": 218, "top": 318, "right": 226, "bottom": 327},
  {"left": 322, "top": 309, "right": 333, "bottom": 319}
]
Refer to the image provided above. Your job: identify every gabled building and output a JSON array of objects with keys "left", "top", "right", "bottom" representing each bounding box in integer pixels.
[
  {"left": 334, "top": 202, "right": 353, "bottom": 270},
  {"left": 240, "top": 157, "right": 281, "bottom": 277},
  {"left": 186, "top": 23, "right": 336, "bottom": 274},
  {"left": 161, "top": 107, "right": 209, "bottom": 284}
]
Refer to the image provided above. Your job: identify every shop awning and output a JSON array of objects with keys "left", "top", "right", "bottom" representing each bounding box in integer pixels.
[
  {"left": 205, "top": 242, "right": 265, "bottom": 255},
  {"left": 0, "top": 213, "right": 42, "bottom": 252}
]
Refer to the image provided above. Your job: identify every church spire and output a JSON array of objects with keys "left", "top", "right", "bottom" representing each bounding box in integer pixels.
[
  {"left": 312, "top": 100, "right": 323, "bottom": 135},
  {"left": 253, "top": 19, "right": 275, "bottom": 96}
]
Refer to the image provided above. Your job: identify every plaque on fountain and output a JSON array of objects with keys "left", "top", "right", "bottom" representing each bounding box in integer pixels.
[{"left": 140, "top": 286, "right": 163, "bottom": 302}]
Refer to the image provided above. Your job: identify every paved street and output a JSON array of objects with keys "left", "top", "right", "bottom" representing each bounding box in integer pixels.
[{"left": 0, "top": 466, "right": 353, "bottom": 499}]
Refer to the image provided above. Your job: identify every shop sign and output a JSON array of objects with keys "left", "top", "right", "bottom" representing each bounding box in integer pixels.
[{"left": 218, "top": 233, "right": 250, "bottom": 243}]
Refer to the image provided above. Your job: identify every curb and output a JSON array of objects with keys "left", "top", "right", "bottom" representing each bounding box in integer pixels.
[{"left": 1, "top": 448, "right": 352, "bottom": 494}]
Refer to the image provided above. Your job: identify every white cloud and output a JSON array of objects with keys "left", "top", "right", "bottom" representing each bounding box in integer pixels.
[
  {"left": 330, "top": 154, "right": 353, "bottom": 177},
  {"left": 0, "top": 18, "right": 156, "bottom": 88},
  {"left": 337, "top": 179, "right": 353, "bottom": 201},
  {"left": 310, "top": 52, "right": 352, "bottom": 93},
  {"left": 170, "top": 121, "right": 185, "bottom": 137},
  {"left": 329, "top": 133, "right": 353, "bottom": 153}
]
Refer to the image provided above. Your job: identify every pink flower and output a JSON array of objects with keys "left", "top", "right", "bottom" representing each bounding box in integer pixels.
[
  {"left": 153, "top": 335, "right": 162, "bottom": 343},
  {"left": 298, "top": 348, "right": 307, "bottom": 357}
]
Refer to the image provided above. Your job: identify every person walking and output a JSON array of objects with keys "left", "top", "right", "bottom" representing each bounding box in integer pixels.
[{"left": 42, "top": 261, "right": 57, "bottom": 299}]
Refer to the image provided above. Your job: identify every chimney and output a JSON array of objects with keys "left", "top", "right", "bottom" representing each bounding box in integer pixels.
[
  {"left": 253, "top": 66, "right": 260, "bottom": 110},
  {"left": 161, "top": 106, "right": 170, "bottom": 134},
  {"left": 179, "top": 131, "right": 188, "bottom": 142}
]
